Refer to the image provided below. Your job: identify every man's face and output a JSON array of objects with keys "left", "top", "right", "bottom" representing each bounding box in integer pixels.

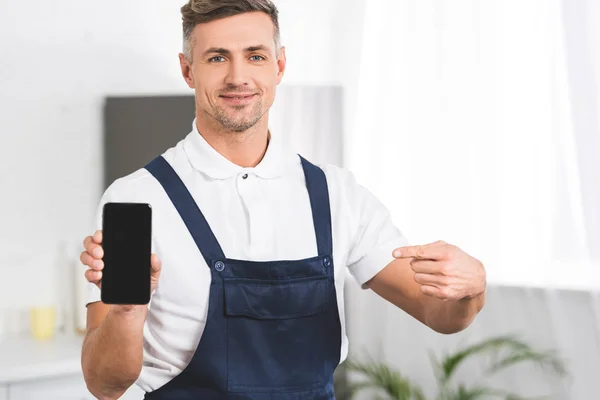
[{"left": 180, "top": 12, "right": 286, "bottom": 133}]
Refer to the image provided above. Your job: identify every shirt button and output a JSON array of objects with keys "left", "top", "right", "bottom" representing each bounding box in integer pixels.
[
  {"left": 215, "top": 261, "right": 225, "bottom": 271},
  {"left": 323, "top": 257, "right": 332, "bottom": 267},
  {"left": 242, "top": 174, "right": 248, "bottom": 180}
]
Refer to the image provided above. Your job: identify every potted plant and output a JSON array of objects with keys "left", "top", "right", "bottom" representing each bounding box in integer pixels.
[{"left": 338, "top": 334, "right": 566, "bottom": 400}]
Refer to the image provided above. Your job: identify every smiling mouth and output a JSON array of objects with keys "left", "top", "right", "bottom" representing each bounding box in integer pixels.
[
  {"left": 220, "top": 93, "right": 256, "bottom": 99},
  {"left": 219, "top": 93, "right": 257, "bottom": 106}
]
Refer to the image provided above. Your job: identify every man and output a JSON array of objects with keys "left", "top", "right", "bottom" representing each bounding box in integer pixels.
[{"left": 80, "top": 1, "right": 487, "bottom": 399}]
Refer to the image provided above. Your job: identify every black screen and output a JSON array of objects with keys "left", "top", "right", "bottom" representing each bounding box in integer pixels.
[{"left": 101, "top": 202, "right": 152, "bottom": 305}]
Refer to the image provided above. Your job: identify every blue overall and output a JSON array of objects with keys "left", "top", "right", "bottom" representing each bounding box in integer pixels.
[{"left": 142, "top": 155, "right": 342, "bottom": 399}]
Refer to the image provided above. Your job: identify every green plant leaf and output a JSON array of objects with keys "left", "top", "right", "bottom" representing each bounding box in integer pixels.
[
  {"left": 438, "top": 384, "right": 553, "bottom": 400},
  {"left": 436, "top": 335, "right": 549, "bottom": 383},
  {"left": 451, "top": 384, "right": 507, "bottom": 399},
  {"left": 345, "top": 335, "right": 566, "bottom": 400},
  {"left": 429, "top": 349, "right": 446, "bottom": 387},
  {"left": 344, "top": 358, "right": 424, "bottom": 400},
  {"left": 414, "top": 388, "right": 427, "bottom": 400},
  {"left": 345, "top": 380, "right": 391, "bottom": 399},
  {"left": 485, "top": 349, "right": 566, "bottom": 377},
  {"left": 504, "top": 395, "right": 554, "bottom": 400}
]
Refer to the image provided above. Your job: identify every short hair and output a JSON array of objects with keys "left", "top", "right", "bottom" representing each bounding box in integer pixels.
[{"left": 180, "top": 0, "right": 281, "bottom": 62}]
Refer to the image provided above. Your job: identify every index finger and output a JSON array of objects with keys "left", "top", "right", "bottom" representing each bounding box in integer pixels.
[
  {"left": 93, "top": 230, "right": 103, "bottom": 244},
  {"left": 393, "top": 244, "right": 446, "bottom": 260}
]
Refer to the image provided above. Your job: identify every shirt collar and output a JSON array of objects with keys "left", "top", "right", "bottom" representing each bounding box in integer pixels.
[{"left": 183, "top": 119, "right": 290, "bottom": 180}]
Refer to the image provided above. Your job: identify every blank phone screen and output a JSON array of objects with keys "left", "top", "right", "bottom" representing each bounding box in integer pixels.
[{"left": 101, "top": 202, "right": 152, "bottom": 305}]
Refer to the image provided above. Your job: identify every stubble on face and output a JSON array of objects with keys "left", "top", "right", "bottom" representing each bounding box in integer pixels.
[{"left": 206, "top": 87, "right": 265, "bottom": 133}]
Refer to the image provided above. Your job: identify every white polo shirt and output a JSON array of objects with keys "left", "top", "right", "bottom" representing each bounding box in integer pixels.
[{"left": 87, "top": 120, "right": 408, "bottom": 392}]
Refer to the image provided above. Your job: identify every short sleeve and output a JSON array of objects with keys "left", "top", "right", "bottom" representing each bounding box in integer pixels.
[
  {"left": 344, "top": 172, "right": 409, "bottom": 287},
  {"left": 87, "top": 281, "right": 101, "bottom": 306}
]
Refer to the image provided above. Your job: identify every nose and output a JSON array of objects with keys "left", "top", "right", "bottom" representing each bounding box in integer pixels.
[{"left": 224, "top": 58, "right": 249, "bottom": 87}]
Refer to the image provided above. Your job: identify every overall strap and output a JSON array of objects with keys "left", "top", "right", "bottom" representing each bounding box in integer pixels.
[
  {"left": 299, "top": 156, "right": 333, "bottom": 256},
  {"left": 145, "top": 156, "right": 226, "bottom": 265}
]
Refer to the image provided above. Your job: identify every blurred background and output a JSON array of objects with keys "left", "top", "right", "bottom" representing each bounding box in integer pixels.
[{"left": 1, "top": 0, "right": 599, "bottom": 398}]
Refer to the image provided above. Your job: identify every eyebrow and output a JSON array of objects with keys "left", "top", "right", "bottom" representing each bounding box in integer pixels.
[{"left": 202, "top": 45, "right": 271, "bottom": 57}]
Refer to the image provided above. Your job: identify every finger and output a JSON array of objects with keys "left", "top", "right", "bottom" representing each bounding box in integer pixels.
[
  {"left": 93, "top": 230, "right": 103, "bottom": 244},
  {"left": 91, "top": 258, "right": 104, "bottom": 270},
  {"left": 83, "top": 234, "right": 103, "bottom": 258},
  {"left": 85, "top": 269, "right": 103, "bottom": 284},
  {"left": 151, "top": 254, "right": 162, "bottom": 273},
  {"left": 393, "top": 244, "right": 448, "bottom": 260},
  {"left": 410, "top": 260, "right": 441, "bottom": 274},
  {"left": 80, "top": 251, "right": 104, "bottom": 270},
  {"left": 88, "top": 243, "right": 103, "bottom": 259},
  {"left": 80, "top": 251, "right": 94, "bottom": 267},
  {"left": 414, "top": 272, "right": 448, "bottom": 287},
  {"left": 83, "top": 235, "right": 92, "bottom": 250}
]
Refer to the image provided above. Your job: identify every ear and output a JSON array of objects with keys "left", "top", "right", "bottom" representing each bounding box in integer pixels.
[
  {"left": 276, "top": 46, "right": 287, "bottom": 85},
  {"left": 179, "top": 53, "right": 195, "bottom": 89}
]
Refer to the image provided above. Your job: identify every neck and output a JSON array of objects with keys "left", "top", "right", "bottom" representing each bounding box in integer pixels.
[{"left": 194, "top": 111, "right": 270, "bottom": 168}]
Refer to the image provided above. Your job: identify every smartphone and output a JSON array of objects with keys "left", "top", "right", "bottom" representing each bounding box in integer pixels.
[{"left": 101, "top": 202, "right": 152, "bottom": 305}]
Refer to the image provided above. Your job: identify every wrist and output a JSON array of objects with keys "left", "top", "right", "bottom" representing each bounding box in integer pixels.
[{"left": 109, "top": 304, "right": 148, "bottom": 319}]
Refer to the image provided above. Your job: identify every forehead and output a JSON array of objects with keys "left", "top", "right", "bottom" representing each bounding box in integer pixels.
[{"left": 192, "top": 12, "right": 276, "bottom": 52}]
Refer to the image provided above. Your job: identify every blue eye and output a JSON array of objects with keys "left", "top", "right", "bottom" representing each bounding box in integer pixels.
[
  {"left": 209, "top": 56, "right": 225, "bottom": 63},
  {"left": 250, "top": 55, "right": 265, "bottom": 61}
]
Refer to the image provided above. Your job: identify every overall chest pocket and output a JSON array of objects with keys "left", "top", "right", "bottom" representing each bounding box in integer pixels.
[
  {"left": 224, "top": 276, "right": 331, "bottom": 320},
  {"left": 223, "top": 276, "right": 340, "bottom": 393}
]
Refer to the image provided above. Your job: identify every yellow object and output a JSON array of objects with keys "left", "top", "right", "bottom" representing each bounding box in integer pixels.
[{"left": 30, "top": 306, "right": 56, "bottom": 340}]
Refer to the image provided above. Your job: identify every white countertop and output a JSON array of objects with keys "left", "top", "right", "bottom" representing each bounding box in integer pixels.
[{"left": 0, "top": 333, "right": 85, "bottom": 384}]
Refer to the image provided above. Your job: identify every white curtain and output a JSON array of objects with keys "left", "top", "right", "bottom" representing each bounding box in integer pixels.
[
  {"left": 346, "top": 0, "right": 600, "bottom": 291},
  {"left": 269, "top": 85, "right": 345, "bottom": 167},
  {"left": 342, "top": 0, "right": 600, "bottom": 398}
]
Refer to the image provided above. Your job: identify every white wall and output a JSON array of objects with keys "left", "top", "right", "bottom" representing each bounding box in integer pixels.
[
  {"left": 562, "top": 0, "right": 600, "bottom": 262},
  {"left": 0, "top": 0, "right": 362, "bottom": 334}
]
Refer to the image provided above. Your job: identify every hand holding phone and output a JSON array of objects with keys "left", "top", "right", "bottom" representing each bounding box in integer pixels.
[
  {"left": 81, "top": 231, "right": 162, "bottom": 297},
  {"left": 80, "top": 202, "right": 162, "bottom": 306}
]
